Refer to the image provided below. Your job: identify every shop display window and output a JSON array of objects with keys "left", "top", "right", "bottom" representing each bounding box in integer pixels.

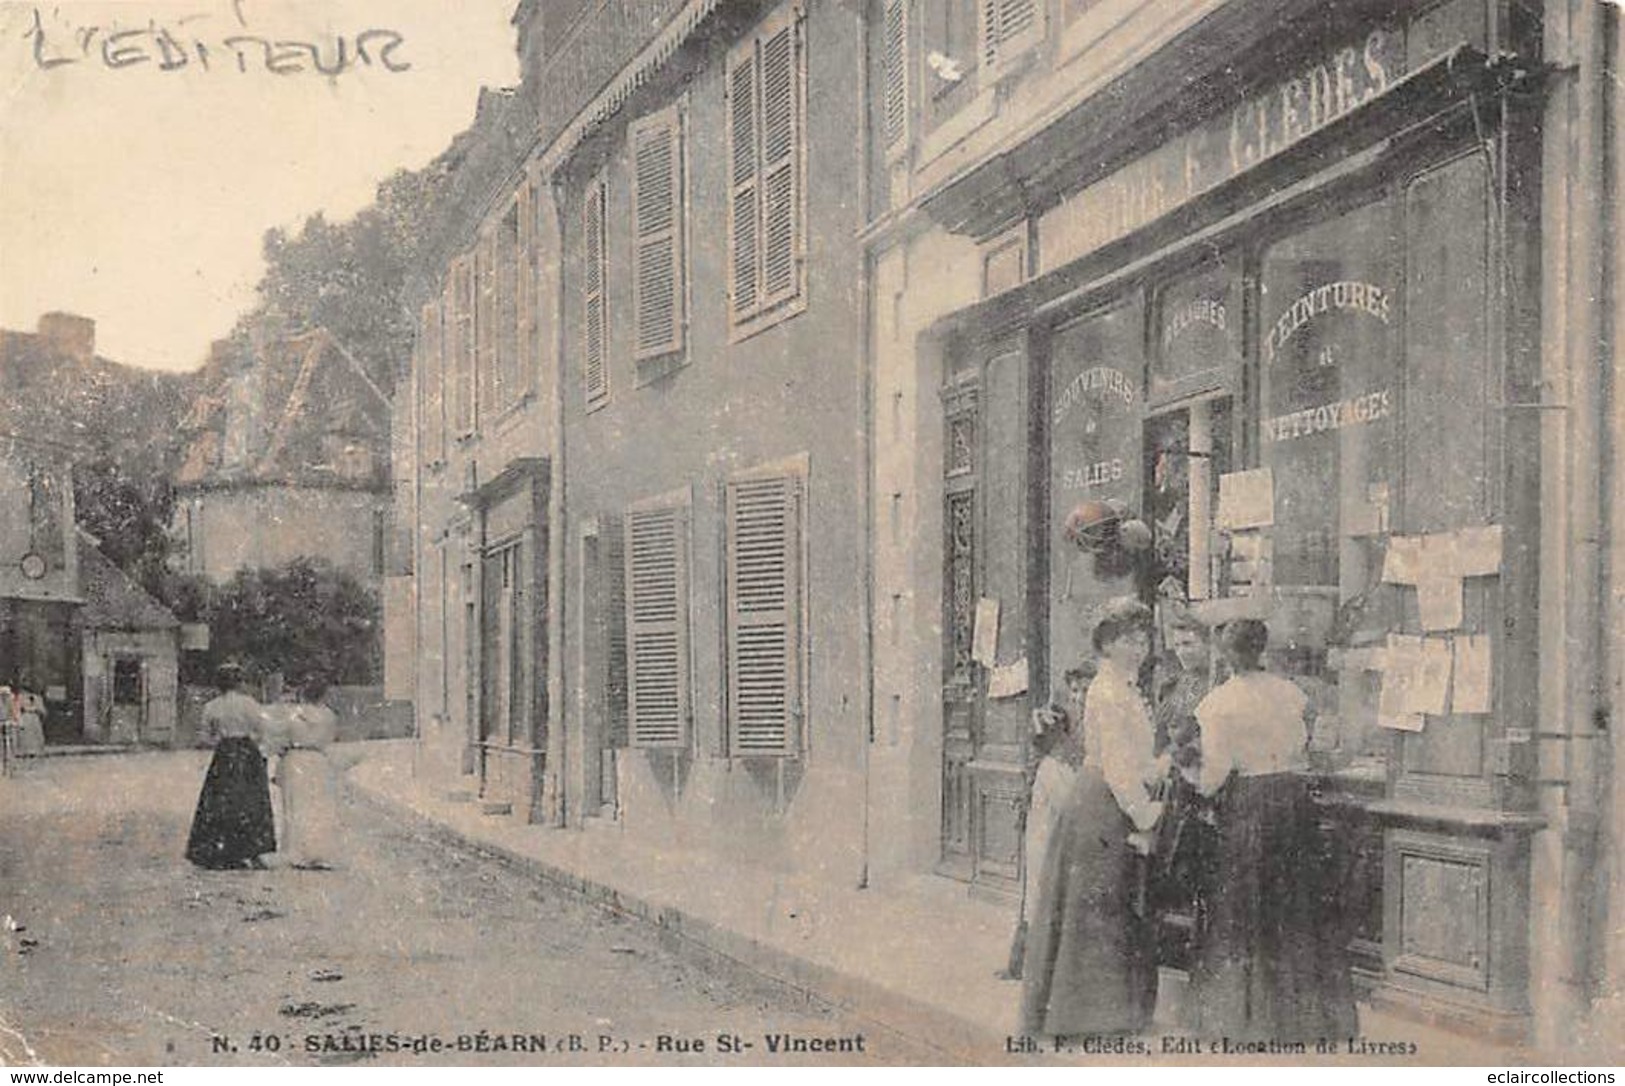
[
  {"left": 1152, "top": 257, "right": 1242, "bottom": 402},
  {"left": 1256, "top": 200, "right": 1401, "bottom": 759}
]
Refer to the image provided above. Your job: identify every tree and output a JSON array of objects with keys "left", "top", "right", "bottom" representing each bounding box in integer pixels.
[
  {"left": 236, "top": 161, "right": 454, "bottom": 395},
  {"left": 73, "top": 455, "right": 176, "bottom": 595}
]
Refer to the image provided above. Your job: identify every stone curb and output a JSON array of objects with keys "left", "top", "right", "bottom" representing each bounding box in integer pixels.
[{"left": 350, "top": 776, "right": 1006, "bottom": 1065}]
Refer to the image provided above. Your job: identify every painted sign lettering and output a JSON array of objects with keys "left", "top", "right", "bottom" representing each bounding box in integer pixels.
[
  {"left": 1051, "top": 365, "right": 1135, "bottom": 427},
  {"left": 1060, "top": 458, "right": 1126, "bottom": 491},
  {"left": 1041, "top": 28, "right": 1402, "bottom": 273},
  {"left": 1264, "top": 280, "right": 1393, "bottom": 362},
  {"left": 1263, "top": 388, "right": 1393, "bottom": 443},
  {"left": 1162, "top": 297, "right": 1227, "bottom": 348}
]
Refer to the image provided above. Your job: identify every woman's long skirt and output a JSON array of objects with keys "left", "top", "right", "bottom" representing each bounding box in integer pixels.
[
  {"left": 1189, "top": 772, "right": 1358, "bottom": 1044},
  {"left": 1020, "top": 765, "right": 1156, "bottom": 1038},
  {"left": 185, "top": 737, "right": 276, "bottom": 869},
  {"left": 278, "top": 748, "right": 341, "bottom": 868}
]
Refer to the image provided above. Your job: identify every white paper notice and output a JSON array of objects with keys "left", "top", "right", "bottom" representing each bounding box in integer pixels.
[
  {"left": 1455, "top": 525, "right": 1504, "bottom": 577},
  {"left": 1416, "top": 574, "right": 1464, "bottom": 632},
  {"left": 1406, "top": 637, "right": 1453, "bottom": 717},
  {"left": 1452, "top": 634, "right": 1493, "bottom": 714},
  {"left": 987, "top": 657, "right": 1030, "bottom": 700},
  {"left": 1217, "top": 469, "right": 1275, "bottom": 531},
  {"left": 972, "top": 598, "right": 999, "bottom": 668},
  {"left": 1382, "top": 536, "right": 1423, "bottom": 585}
]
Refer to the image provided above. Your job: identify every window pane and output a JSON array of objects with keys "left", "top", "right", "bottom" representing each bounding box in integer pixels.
[
  {"left": 1260, "top": 200, "right": 1399, "bottom": 761},
  {"left": 1048, "top": 297, "right": 1144, "bottom": 685},
  {"left": 1404, "top": 154, "right": 1491, "bottom": 533},
  {"left": 1261, "top": 200, "right": 1398, "bottom": 594}
]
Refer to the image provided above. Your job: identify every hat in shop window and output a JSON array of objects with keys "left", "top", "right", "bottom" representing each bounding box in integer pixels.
[{"left": 1063, "top": 498, "right": 1125, "bottom": 553}]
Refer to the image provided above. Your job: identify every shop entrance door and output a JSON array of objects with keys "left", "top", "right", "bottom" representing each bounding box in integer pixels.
[{"left": 939, "top": 346, "right": 1028, "bottom": 893}]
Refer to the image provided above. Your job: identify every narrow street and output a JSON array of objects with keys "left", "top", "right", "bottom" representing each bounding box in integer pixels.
[{"left": 0, "top": 749, "right": 927, "bottom": 1067}]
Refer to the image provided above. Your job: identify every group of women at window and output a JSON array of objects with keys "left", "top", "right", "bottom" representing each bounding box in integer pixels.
[{"left": 1016, "top": 599, "right": 1357, "bottom": 1044}]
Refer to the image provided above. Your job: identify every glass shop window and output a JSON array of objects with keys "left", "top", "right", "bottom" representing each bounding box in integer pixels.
[
  {"left": 1260, "top": 201, "right": 1398, "bottom": 596},
  {"left": 1257, "top": 200, "right": 1400, "bottom": 757}
]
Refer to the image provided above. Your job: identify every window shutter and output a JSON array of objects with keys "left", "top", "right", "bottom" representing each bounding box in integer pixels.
[
  {"left": 583, "top": 180, "right": 608, "bottom": 406},
  {"left": 759, "top": 20, "right": 801, "bottom": 307},
  {"left": 460, "top": 260, "right": 478, "bottom": 434},
  {"left": 726, "top": 474, "right": 803, "bottom": 756},
  {"left": 726, "top": 45, "right": 761, "bottom": 322},
  {"left": 477, "top": 236, "right": 498, "bottom": 420},
  {"left": 980, "top": 0, "right": 1044, "bottom": 75},
  {"left": 602, "top": 514, "right": 629, "bottom": 749},
  {"left": 624, "top": 504, "right": 689, "bottom": 748},
  {"left": 882, "top": 0, "right": 908, "bottom": 150},
  {"left": 632, "top": 106, "right": 685, "bottom": 359}
]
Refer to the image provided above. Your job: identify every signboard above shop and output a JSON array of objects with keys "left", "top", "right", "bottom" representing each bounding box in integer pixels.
[{"left": 1039, "top": 26, "right": 1406, "bottom": 274}]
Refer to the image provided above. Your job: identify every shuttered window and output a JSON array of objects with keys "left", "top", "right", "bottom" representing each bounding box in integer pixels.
[
  {"left": 601, "top": 514, "right": 630, "bottom": 749},
  {"left": 726, "top": 4, "right": 805, "bottom": 329},
  {"left": 632, "top": 103, "right": 686, "bottom": 360},
  {"left": 624, "top": 498, "right": 690, "bottom": 748},
  {"left": 724, "top": 470, "right": 804, "bottom": 756},
  {"left": 419, "top": 300, "right": 445, "bottom": 463},
  {"left": 882, "top": 0, "right": 908, "bottom": 151},
  {"left": 476, "top": 234, "right": 499, "bottom": 420},
  {"left": 583, "top": 178, "right": 609, "bottom": 408},
  {"left": 979, "top": 0, "right": 1045, "bottom": 77}
]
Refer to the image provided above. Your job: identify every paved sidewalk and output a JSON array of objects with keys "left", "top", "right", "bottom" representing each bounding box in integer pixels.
[
  {"left": 350, "top": 740, "right": 1022, "bottom": 1063},
  {"left": 347, "top": 739, "right": 1525, "bottom": 1066}
]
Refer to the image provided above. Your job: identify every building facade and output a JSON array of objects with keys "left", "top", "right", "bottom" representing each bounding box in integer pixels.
[
  {"left": 0, "top": 431, "right": 81, "bottom": 744},
  {"left": 173, "top": 327, "right": 392, "bottom": 589},
  {"left": 550, "top": 0, "right": 870, "bottom": 880},
  {"left": 861, "top": 0, "right": 1621, "bottom": 1048},
  {"left": 390, "top": 0, "right": 1622, "bottom": 1049}
]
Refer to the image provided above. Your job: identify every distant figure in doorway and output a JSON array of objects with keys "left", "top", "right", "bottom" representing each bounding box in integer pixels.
[
  {"left": 1005, "top": 661, "right": 1095, "bottom": 979},
  {"left": 273, "top": 679, "right": 347, "bottom": 871},
  {"left": 1021, "top": 601, "right": 1167, "bottom": 1039},
  {"left": 1149, "top": 606, "right": 1216, "bottom": 937},
  {"left": 1188, "top": 619, "right": 1357, "bottom": 1043},
  {"left": 185, "top": 663, "right": 277, "bottom": 870}
]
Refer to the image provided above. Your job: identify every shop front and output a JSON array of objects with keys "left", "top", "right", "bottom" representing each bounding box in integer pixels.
[{"left": 922, "top": 0, "right": 1561, "bottom": 1041}]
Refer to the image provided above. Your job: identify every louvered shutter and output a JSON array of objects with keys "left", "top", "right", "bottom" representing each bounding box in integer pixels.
[
  {"left": 726, "top": 45, "right": 761, "bottom": 322},
  {"left": 759, "top": 20, "right": 801, "bottom": 307},
  {"left": 882, "top": 0, "right": 908, "bottom": 150},
  {"left": 460, "top": 260, "right": 478, "bottom": 434},
  {"left": 980, "top": 0, "right": 1044, "bottom": 75},
  {"left": 625, "top": 505, "right": 689, "bottom": 748},
  {"left": 583, "top": 180, "right": 608, "bottom": 406},
  {"left": 632, "top": 106, "right": 685, "bottom": 359},
  {"left": 726, "top": 474, "right": 803, "bottom": 756},
  {"left": 602, "top": 514, "right": 629, "bottom": 749}
]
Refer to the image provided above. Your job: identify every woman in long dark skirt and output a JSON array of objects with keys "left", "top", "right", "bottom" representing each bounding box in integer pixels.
[
  {"left": 185, "top": 664, "right": 276, "bottom": 870},
  {"left": 1021, "top": 603, "right": 1166, "bottom": 1038},
  {"left": 1188, "top": 620, "right": 1357, "bottom": 1044}
]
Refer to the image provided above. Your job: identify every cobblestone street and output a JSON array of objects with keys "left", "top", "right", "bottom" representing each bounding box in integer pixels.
[{"left": 0, "top": 750, "right": 926, "bottom": 1067}]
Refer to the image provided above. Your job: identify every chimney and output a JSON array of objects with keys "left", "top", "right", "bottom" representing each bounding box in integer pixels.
[{"left": 37, "top": 312, "right": 95, "bottom": 364}]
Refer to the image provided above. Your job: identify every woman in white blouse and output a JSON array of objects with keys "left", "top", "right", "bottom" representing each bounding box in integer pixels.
[
  {"left": 1021, "top": 601, "right": 1165, "bottom": 1039},
  {"left": 1188, "top": 619, "right": 1356, "bottom": 1043}
]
